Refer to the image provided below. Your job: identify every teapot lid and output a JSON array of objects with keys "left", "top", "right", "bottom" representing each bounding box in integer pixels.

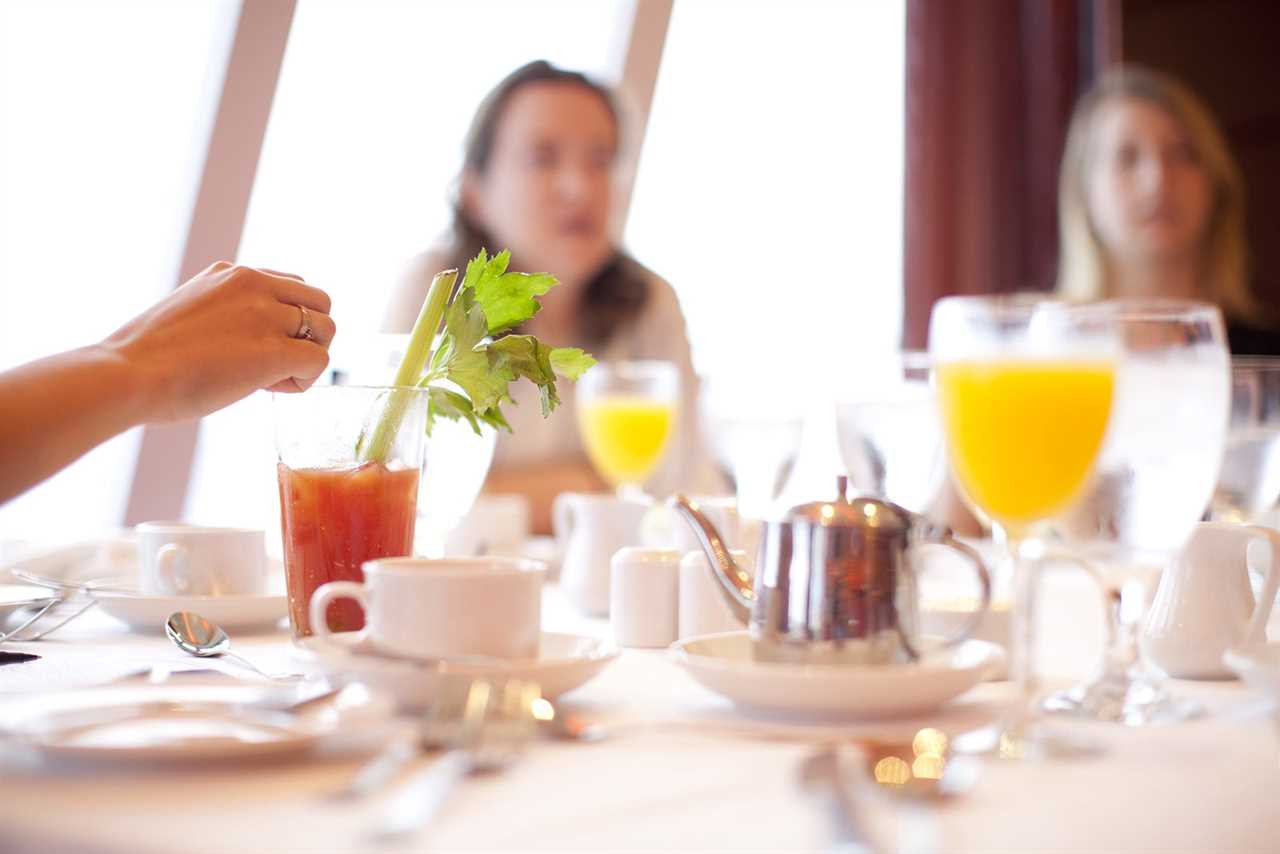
[{"left": 782, "top": 495, "right": 913, "bottom": 533}]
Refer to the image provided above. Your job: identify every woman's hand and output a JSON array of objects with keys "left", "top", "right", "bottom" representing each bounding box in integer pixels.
[{"left": 100, "top": 261, "right": 337, "bottom": 423}]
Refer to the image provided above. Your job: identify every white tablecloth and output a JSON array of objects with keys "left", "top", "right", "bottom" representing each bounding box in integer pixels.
[{"left": 0, "top": 571, "right": 1276, "bottom": 854}]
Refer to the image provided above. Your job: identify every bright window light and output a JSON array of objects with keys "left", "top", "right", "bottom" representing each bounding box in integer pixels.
[{"left": 0, "top": 0, "right": 237, "bottom": 542}]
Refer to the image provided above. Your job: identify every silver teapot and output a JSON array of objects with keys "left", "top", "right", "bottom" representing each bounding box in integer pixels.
[{"left": 672, "top": 482, "right": 991, "bottom": 665}]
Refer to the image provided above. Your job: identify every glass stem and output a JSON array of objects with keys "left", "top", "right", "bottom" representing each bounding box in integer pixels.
[
  {"left": 1007, "top": 537, "right": 1039, "bottom": 708},
  {"left": 1102, "top": 579, "right": 1147, "bottom": 679}
]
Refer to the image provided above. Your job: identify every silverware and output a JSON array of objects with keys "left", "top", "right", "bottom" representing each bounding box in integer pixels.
[
  {"left": 798, "top": 747, "right": 883, "bottom": 854},
  {"left": 371, "top": 679, "right": 537, "bottom": 841},
  {"left": 165, "top": 611, "right": 305, "bottom": 681},
  {"left": 11, "top": 570, "right": 137, "bottom": 596}
]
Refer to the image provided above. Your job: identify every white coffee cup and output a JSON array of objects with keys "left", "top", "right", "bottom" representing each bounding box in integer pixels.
[
  {"left": 135, "top": 522, "right": 266, "bottom": 596},
  {"left": 308, "top": 556, "right": 545, "bottom": 660}
]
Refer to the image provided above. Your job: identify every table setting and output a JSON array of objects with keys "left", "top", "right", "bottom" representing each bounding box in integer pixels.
[{"left": 4, "top": 283, "right": 1280, "bottom": 853}]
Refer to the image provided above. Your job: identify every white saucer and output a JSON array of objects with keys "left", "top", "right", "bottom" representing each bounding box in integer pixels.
[
  {"left": 293, "top": 631, "right": 618, "bottom": 711},
  {"left": 671, "top": 632, "right": 1004, "bottom": 719},
  {"left": 93, "top": 588, "right": 287, "bottom": 633},
  {"left": 1224, "top": 643, "right": 1280, "bottom": 701},
  {"left": 0, "top": 684, "right": 332, "bottom": 764}
]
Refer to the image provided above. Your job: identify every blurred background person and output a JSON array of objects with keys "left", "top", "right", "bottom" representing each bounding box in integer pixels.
[
  {"left": 384, "top": 60, "right": 717, "bottom": 533},
  {"left": 1056, "top": 66, "right": 1280, "bottom": 353}
]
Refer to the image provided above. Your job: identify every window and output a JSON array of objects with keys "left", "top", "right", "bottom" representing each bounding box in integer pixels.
[
  {"left": 624, "top": 0, "right": 906, "bottom": 497},
  {"left": 185, "top": 0, "right": 634, "bottom": 540},
  {"left": 0, "top": 0, "right": 238, "bottom": 541}
]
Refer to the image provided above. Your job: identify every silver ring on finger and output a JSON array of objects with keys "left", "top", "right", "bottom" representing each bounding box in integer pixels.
[{"left": 294, "top": 304, "right": 316, "bottom": 341}]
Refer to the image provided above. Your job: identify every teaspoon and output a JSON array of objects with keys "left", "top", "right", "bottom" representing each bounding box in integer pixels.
[{"left": 165, "top": 611, "right": 305, "bottom": 682}]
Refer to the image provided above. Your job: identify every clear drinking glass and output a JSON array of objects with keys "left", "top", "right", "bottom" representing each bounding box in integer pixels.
[
  {"left": 930, "top": 295, "right": 1119, "bottom": 758},
  {"left": 699, "top": 376, "right": 804, "bottom": 521},
  {"left": 576, "top": 360, "right": 679, "bottom": 497},
  {"left": 273, "top": 385, "right": 430, "bottom": 638},
  {"left": 836, "top": 350, "right": 945, "bottom": 514},
  {"left": 1210, "top": 356, "right": 1280, "bottom": 524},
  {"left": 414, "top": 417, "right": 496, "bottom": 557},
  {"left": 1044, "top": 299, "right": 1230, "bottom": 724}
]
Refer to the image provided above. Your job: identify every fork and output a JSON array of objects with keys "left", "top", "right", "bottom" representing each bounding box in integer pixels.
[{"left": 371, "top": 679, "right": 538, "bottom": 842}]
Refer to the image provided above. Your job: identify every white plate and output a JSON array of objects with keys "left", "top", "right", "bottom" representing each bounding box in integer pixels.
[
  {"left": 1224, "top": 643, "right": 1280, "bottom": 701},
  {"left": 671, "top": 632, "right": 1003, "bottom": 719},
  {"left": 293, "top": 631, "right": 618, "bottom": 711},
  {"left": 93, "top": 588, "right": 288, "bottom": 633},
  {"left": 0, "top": 684, "right": 332, "bottom": 764},
  {"left": 0, "top": 584, "right": 57, "bottom": 621}
]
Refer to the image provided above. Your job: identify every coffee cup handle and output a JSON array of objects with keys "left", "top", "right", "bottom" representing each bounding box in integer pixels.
[
  {"left": 1243, "top": 525, "right": 1280, "bottom": 644},
  {"left": 157, "top": 543, "right": 207, "bottom": 595},
  {"left": 926, "top": 532, "right": 993, "bottom": 650},
  {"left": 309, "top": 581, "right": 368, "bottom": 644}
]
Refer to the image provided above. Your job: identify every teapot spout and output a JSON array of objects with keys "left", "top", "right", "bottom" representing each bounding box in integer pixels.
[{"left": 670, "top": 494, "right": 754, "bottom": 624}]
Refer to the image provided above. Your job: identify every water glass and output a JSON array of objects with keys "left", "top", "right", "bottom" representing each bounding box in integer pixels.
[{"left": 836, "top": 350, "right": 944, "bottom": 514}]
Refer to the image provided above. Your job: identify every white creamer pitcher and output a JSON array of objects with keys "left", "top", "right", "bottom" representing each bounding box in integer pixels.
[
  {"left": 552, "top": 492, "right": 648, "bottom": 616},
  {"left": 1143, "top": 522, "right": 1280, "bottom": 679}
]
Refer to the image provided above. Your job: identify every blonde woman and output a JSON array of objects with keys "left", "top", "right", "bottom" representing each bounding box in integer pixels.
[{"left": 1057, "top": 66, "right": 1279, "bottom": 353}]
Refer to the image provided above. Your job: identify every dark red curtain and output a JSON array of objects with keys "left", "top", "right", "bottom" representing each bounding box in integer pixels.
[{"left": 901, "top": 0, "right": 1090, "bottom": 348}]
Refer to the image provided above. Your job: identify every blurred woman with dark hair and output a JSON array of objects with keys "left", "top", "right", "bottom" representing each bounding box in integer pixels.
[{"left": 384, "top": 60, "right": 713, "bottom": 532}]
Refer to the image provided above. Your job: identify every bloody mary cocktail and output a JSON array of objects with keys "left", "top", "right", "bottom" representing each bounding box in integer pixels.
[{"left": 277, "top": 461, "right": 420, "bottom": 636}]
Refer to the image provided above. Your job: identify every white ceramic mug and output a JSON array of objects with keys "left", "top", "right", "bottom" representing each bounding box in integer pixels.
[
  {"left": 135, "top": 522, "right": 266, "bottom": 596},
  {"left": 308, "top": 556, "right": 545, "bottom": 660},
  {"left": 553, "top": 492, "right": 648, "bottom": 616}
]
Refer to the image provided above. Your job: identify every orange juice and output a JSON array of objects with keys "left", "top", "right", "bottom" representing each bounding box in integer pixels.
[
  {"left": 936, "top": 359, "right": 1114, "bottom": 532},
  {"left": 578, "top": 396, "right": 675, "bottom": 486}
]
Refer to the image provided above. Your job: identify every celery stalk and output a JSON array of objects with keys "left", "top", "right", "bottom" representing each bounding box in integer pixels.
[{"left": 361, "top": 269, "right": 457, "bottom": 464}]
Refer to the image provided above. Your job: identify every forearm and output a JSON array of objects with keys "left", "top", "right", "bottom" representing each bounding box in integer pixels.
[
  {"left": 0, "top": 345, "right": 148, "bottom": 505},
  {"left": 484, "top": 459, "right": 606, "bottom": 535}
]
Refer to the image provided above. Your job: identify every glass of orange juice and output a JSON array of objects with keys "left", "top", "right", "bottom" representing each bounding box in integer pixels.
[
  {"left": 576, "top": 360, "right": 679, "bottom": 497},
  {"left": 930, "top": 295, "right": 1119, "bottom": 759}
]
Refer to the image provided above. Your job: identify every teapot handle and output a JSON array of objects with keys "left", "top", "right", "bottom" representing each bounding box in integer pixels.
[{"left": 920, "top": 531, "right": 993, "bottom": 652}]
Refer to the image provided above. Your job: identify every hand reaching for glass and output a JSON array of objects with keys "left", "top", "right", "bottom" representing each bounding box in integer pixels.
[
  {"left": 101, "top": 261, "right": 336, "bottom": 421},
  {"left": 0, "top": 261, "right": 335, "bottom": 505}
]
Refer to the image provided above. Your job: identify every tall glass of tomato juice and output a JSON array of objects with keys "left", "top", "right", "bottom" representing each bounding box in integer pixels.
[{"left": 273, "top": 385, "right": 429, "bottom": 638}]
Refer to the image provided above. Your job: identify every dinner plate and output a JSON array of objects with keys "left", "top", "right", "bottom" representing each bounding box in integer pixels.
[
  {"left": 293, "top": 631, "right": 618, "bottom": 711},
  {"left": 0, "top": 684, "right": 332, "bottom": 764},
  {"left": 671, "top": 631, "right": 1003, "bottom": 719},
  {"left": 93, "top": 588, "right": 288, "bottom": 633},
  {"left": 0, "top": 584, "right": 57, "bottom": 622}
]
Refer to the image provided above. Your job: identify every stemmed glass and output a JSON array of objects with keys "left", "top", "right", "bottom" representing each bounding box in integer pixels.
[
  {"left": 1044, "top": 299, "right": 1230, "bottom": 724},
  {"left": 930, "top": 296, "right": 1119, "bottom": 758},
  {"left": 1209, "top": 356, "right": 1280, "bottom": 524},
  {"left": 699, "top": 376, "right": 804, "bottom": 521},
  {"left": 836, "top": 350, "right": 945, "bottom": 514},
  {"left": 576, "top": 360, "right": 679, "bottom": 498}
]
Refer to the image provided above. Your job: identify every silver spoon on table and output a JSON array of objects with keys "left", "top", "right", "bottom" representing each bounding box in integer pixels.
[{"left": 165, "top": 611, "right": 305, "bottom": 682}]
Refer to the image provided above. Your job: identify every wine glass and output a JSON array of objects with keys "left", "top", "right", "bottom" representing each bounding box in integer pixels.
[
  {"left": 1209, "top": 356, "right": 1280, "bottom": 524},
  {"left": 835, "top": 350, "right": 945, "bottom": 514},
  {"left": 576, "top": 360, "right": 679, "bottom": 497},
  {"left": 930, "top": 295, "right": 1119, "bottom": 758},
  {"left": 698, "top": 375, "right": 804, "bottom": 521},
  {"left": 1044, "top": 299, "right": 1230, "bottom": 725}
]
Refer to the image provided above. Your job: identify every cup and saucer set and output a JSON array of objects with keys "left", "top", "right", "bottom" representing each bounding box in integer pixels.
[
  {"left": 7, "top": 523, "right": 289, "bottom": 633},
  {"left": 291, "top": 556, "right": 619, "bottom": 712}
]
